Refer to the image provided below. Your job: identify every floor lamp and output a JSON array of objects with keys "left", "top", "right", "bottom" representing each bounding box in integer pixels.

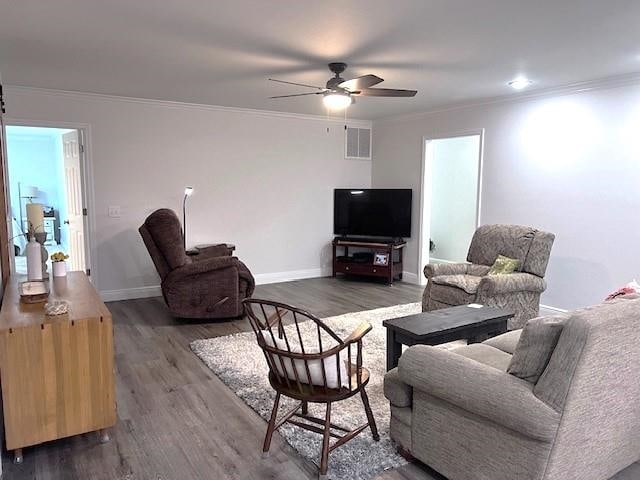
[
  {"left": 18, "top": 184, "right": 38, "bottom": 233},
  {"left": 183, "top": 186, "right": 194, "bottom": 249}
]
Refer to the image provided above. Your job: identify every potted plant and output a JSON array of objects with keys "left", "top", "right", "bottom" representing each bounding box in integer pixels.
[{"left": 50, "top": 252, "right": 69, "bottom": 277}]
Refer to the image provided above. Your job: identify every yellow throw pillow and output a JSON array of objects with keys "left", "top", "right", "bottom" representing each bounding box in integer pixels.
[{"left": 488, "top": 255, "right": 520, "bottom": 275}]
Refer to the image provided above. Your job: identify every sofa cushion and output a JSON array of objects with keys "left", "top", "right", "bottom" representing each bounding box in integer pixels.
[
  {"left": 452, "top": 344, "right": 512, "bottom": 371},
  {"left": 507, "top": 313, "right": 569, "bottom": 383},
  {"left": 384, "top": 368, "right": 412, "bottom": 407},
  {"left": 483, "top": 330, "right": 522, "bottom": 355}
]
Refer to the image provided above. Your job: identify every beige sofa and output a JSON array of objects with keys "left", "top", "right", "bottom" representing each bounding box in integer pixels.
[{"left": 384, "top": 297, "right": 640, "bottom": 480}]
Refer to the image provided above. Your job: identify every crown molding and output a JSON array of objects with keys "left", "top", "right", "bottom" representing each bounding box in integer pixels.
[
  {"left": 374, "top": 71, "right": 640, "bottom": 124},
  {"left": 9, "top": 70, "right": 640, "bottom": 127},
  {"left": 4, "top": 85, "right": 372, "bottom": 127}
]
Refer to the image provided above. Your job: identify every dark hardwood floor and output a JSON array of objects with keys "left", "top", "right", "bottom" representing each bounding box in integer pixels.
[
  {"left": 2, "top": 277, "right": 637, "bottom": 479},
  {"left": 0, "top": 277, "right": 429, "bottom": 480}
]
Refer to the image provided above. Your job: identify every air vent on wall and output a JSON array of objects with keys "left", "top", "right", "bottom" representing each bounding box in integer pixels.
[{"left": 345, "top": 126, "right": 371, "bottom": 160}]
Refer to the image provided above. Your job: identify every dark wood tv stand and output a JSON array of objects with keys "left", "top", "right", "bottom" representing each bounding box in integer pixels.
[{"left": 332, "top": 237, "right": 407, "bottom": 285}]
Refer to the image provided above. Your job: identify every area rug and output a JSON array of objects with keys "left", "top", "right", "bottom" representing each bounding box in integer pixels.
[{"left": 191, "top": 303, "right": 462, "bottom": 479}]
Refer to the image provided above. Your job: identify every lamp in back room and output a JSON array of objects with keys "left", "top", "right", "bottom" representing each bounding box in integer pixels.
[
  {"left": 18, "top": 184, "right": 38, "bottom": 233},
  {"left": 183, "top": 186, "right": 194, "bottom": 249}
]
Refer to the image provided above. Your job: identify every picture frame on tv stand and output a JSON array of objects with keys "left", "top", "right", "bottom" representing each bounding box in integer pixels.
[{"left": 373, "top": 252, "right": 389, "bottom": 266}]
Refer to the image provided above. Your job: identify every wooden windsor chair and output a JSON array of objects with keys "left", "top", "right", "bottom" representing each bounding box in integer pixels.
[{"left": 242, "top": 298, "right": 380, "bottom": 479}]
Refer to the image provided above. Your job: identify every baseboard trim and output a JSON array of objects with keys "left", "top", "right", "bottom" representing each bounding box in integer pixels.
[
  {"left": 254, "top": 268, "right": 330, "bottom": 285},
  {"left": 539, "top": 304, "right": 568, "bottom": 313},
  {"left": 100, "top": 268, "right": 332, "bottom": 301},
  {"left": 428, "top": 257, "right": 458, "bottom": 264},
  {"left": 101, "top": 285, "right": 162, "bottom": 302},
  {"left": 99, "top": 278, "right": 570, "bottom": 315}
]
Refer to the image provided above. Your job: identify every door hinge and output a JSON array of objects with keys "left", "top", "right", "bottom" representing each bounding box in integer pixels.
[
  {"left": 82, "top": 208, "right": 88, "bottom": 216},
  {"left": 0, "top": 84, "right": 5, "bottom": 114},
  {"left": 86, "top": 268, "right": 91, "bottom": 276},
  {"left": 79, "top": 143, "right": 85, "bottom": 154}
]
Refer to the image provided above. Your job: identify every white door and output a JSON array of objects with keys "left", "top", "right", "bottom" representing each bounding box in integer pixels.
[{"left": 62, "top": 130, "right": 86, "bottom": 272}]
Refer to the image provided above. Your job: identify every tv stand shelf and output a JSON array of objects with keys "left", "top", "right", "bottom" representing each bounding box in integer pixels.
[{"left": 332, "top": 238, "right": 406, "bottom": 285}]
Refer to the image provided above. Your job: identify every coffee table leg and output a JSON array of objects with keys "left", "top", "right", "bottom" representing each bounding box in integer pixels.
[
  {"left": 386, "top": 329, "right": 403, "bottom": 371},
  {"left": 499, "top": 319, "right": 508, "bottom": 335},
  {"left": 470, "top": 319, "right": 510, "bottom": 343}
]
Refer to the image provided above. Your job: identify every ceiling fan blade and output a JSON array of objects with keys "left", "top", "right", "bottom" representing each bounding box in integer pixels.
[
  {"left": 269, "top": 92, "right": 323, "bottom": 99},
  {"left": 356, "top": 88, "right": 417, "bottom": 97},
  {"left": 268, "top": 78, "right": 326, "bottom": 90},
  {"left": 338, "top": 74, "right": 384, "bottom": 91}
]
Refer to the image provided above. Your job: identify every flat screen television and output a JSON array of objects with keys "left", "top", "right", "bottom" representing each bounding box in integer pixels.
[{"left": 334, "top": 189, "right": 412, "bottom": 238}]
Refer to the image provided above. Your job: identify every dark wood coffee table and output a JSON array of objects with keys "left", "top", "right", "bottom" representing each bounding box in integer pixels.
[{"left": 382, "top": 305, "right": 514, "bottom": 370}]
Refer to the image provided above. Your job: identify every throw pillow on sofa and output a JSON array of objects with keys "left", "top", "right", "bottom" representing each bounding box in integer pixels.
[
  {"left": 507, "top": 313, "right": 569, "bottom": 383},
  {"left": 605, "top": 280, "right": 640, "bottom": 301}
]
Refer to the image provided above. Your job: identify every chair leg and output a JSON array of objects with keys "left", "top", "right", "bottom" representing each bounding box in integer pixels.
[
  {"left": 302, "top": 401, "right": 308, "bottom": 415},
  {"left": 319, "top": 402, "right": 332, "bottom": 479},
  {"left": 361, "top": 388, "right": 380, "bottom": 441},
  {"left": 263, "top": 392, "right": 281, "bottom": 457}
]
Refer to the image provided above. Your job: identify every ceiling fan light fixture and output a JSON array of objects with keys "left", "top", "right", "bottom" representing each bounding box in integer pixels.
[
  {"left": 508, "top": 76, "right": 533, "bottom": 90},
  {"left": 323, "top": 91, "right": 352, "bottom": 110}
]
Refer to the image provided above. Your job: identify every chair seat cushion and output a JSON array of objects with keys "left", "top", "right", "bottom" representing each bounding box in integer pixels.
[
  {"left": 467, "top": 264, "right": 491, "bottom": 276},
  {"left": 432, "top": 274, "right": 483, "bottom": 294},
  {"left": 430, "top": 284, "right": 476, "bottom": 306},
  {"left": 261, "top": 331, "right": 348, "bottom": 388},
  {"left": 384, "top": 368, "right": 412, "bottom": 407},
  {"left": 483, "top": 330, "right": 522, "bottom": 354},
  {"left": 452, "top": 344, "right": 513, "bottom": 371},
  {"left": 430, "top": 275, "right": 482, "bottom": 305}
]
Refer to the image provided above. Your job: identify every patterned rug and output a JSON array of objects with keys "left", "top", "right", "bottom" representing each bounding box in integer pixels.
[{"left": 191, "top": 303, "right": 436, "bottom": 479}]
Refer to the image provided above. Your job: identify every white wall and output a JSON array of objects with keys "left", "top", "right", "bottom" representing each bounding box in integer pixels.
[
  {"left": 428, "top": 135, "right": 480, "bottom": 263},
  {"left": 5, "top": 87, "right": 371, "bottom": 299},
  {"left": 373, "top": 82, "right": 640, "bottom": 310}
]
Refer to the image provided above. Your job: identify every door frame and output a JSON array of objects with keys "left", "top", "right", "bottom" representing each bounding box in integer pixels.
[
  {"left": 417, "top": 129, "right": 484, "bottom": 286},
  {"left": 3, "top": 118, "right": 97, "bottom": 288}
]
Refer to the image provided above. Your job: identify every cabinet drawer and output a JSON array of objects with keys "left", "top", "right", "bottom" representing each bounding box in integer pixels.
[{"left": 335, "top": 263, "right": 389, "bottom": 277}]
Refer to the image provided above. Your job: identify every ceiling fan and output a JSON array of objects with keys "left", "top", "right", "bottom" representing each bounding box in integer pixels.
[{"left": 269, "top": 62, "right": 417, "bottom": 110}]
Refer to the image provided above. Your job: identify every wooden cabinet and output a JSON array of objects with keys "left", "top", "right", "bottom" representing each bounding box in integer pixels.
[
  {"left": 332, "top": 238, "right": 406, "bottom": 285},
  {"left": 0, "top": 272, "right": 116, "bottom": 461}
]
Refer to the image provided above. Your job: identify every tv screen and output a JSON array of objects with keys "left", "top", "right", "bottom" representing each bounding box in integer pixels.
[{"left": 334, "top": 189, "right": 412, "bottom": 238}]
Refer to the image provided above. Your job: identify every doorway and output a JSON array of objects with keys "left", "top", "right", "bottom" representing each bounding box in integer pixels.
[
  {"left": 418, "top": 132, "right": 483, "bottom": 284},
  {"left": 5, "top": 125, "right": 89, "bottom": 275}
]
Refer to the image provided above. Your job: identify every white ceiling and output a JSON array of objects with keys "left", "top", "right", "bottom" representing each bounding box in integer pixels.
[{"left": 1, "top": 0, "right": 640, "bottom": 120}]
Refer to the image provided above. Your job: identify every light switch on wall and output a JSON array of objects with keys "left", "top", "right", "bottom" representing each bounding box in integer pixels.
[{"left": 108, "top": 206, "right": 121, "bottom": 218}]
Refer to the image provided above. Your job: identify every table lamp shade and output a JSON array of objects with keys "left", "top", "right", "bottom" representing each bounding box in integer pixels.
[
  {"left": 26, "top": 203, "right": 45, "bottom": 233},
  {"left": 21, "top": 185, "right": 38, "bottom": 198}
]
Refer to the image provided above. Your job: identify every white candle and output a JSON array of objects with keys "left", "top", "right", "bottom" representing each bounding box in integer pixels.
[{"left": 26, "top": 203, "right": 45, "bottom": 233}]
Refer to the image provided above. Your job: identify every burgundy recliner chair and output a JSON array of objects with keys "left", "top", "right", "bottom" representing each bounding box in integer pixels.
[{"left": 139, "top": 208, "right": 255, "bottom": 319}]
